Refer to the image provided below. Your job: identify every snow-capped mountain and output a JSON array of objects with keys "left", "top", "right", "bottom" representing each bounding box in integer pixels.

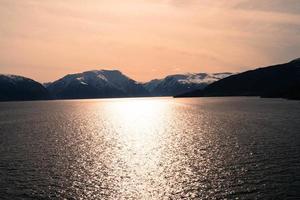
[
  {"left": 143, "top": 72, "right": 233, "bottom": 96},
  {"left": 46, "top": 70, "right": 149, "bottom": 99},
  {"left": 0, "top": 74, "right": 50, "bottom": 101},
  {"left": 176, "top": 58, "right": 300, "bottom": 100},
  {"left": 0, "top": 70, "right": 233, "bottom": 101}
]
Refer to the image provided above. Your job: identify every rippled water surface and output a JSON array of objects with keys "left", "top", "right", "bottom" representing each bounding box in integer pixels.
[{"left": 0, "top": 97, "right": 300, "bottom": 199}]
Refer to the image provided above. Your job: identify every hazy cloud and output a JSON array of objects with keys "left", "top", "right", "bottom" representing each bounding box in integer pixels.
[{"left": 0, "top": 0, "right": 299, "bottom": 82}]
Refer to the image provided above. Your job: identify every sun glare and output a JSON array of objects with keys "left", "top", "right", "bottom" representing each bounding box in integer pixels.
[{"left": 99, "top": 98, "right": 174, "bottom": 198}]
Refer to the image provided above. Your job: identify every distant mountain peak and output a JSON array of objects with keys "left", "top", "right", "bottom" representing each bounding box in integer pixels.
[
  {"left": 143, "top": 72, "right": 233, "bottom": 96},
  {"left": 85, "top": 69, "right": 122, "bottom": 74},
  {"left": 46, "top": 69, "right": 149, "bottom": 99}
]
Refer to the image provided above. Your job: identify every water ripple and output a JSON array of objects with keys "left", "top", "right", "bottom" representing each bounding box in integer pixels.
[{"left": 0, "top": 97, "right": 300, "bottom": 199}]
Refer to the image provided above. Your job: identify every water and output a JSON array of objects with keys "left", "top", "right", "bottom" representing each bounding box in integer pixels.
[{"left": 0, "top": 97, "right": 299, "bottom": 199}]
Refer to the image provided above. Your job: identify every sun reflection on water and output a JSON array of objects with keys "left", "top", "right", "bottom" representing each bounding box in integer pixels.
[
  {"left": 59, "top": 98, "right": 214, "bottom": 199},
  {"left": 2, "top": 98, "right": 299, "bottom": 199},
  {"left": 101, "top": 98, "right": 174, "bottom": 199}
]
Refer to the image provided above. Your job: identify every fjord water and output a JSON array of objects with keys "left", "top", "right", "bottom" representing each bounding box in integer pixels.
[{"left": 0, "top": 98, "right": 299, "bottom": 199}]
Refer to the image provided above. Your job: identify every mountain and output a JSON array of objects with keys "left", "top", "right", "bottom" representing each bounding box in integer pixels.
[
  {"left": 0, "top": 74, "right": 50, "bottom": 101},
  {"left": 273, "top": 82, "right": 300, "bottom": 100},
  {"left": 175, "top": 58, "right": 300, "bottom": 100},
  {"left": 43, "top": 82, "right": 52, "bottom": 88},
  {"left": 143, "top": 73, "right": 233, "bottom": 96},
  {"left": 46, "top": 70, "right": 149, "bottom": 99}
]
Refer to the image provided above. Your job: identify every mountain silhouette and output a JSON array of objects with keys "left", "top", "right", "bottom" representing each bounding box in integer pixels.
[
  {"left": 0, "top": 74, "right": 50, "bottom": 101},
  {"left": 176, "top": 58, "right": 300, "bottom": 100}
]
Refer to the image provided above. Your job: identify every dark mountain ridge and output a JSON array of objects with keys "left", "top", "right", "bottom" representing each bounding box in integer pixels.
[
  {"left": 176, "top": 58, "right": 300, "bottom": 100},
  {"left": 1, "top": 59, "right": 299, "bottom": 101},
  {"left": 0, "top": 74, "right": 50, "bottom": 101}
]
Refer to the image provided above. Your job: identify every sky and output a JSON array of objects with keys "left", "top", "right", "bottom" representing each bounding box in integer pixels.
[{"left": 0, "top": 0, "right": 300, "bottom": 83}]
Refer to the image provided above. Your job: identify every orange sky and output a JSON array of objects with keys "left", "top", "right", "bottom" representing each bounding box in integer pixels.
[{"left": 0, "top": 0, "right": 300, "bottom": 82}]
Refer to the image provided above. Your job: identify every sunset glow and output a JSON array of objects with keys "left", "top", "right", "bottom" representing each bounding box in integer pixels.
[
  {"left": 1, "top": 1, "right": 300, "bottom": 198},
  {"left": 1, "top": 0, "right": 300, "bottom": 82}
]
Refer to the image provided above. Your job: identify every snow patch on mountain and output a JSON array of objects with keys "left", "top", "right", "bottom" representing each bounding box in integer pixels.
[
  {"left": 143, "top": 72, "right": 233, "bottom": 96},
  {"left": 97, "top": 74, "right": 108, "bottom": 81},
  {"left": 177, "top": 73, "right": 232, "bottom": 84},
  {"left": 46, "top": 69, "right": 149, "bottom": 98},
  {"left": 291, "top": 58, "right": 300, "bottom": 63}
]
